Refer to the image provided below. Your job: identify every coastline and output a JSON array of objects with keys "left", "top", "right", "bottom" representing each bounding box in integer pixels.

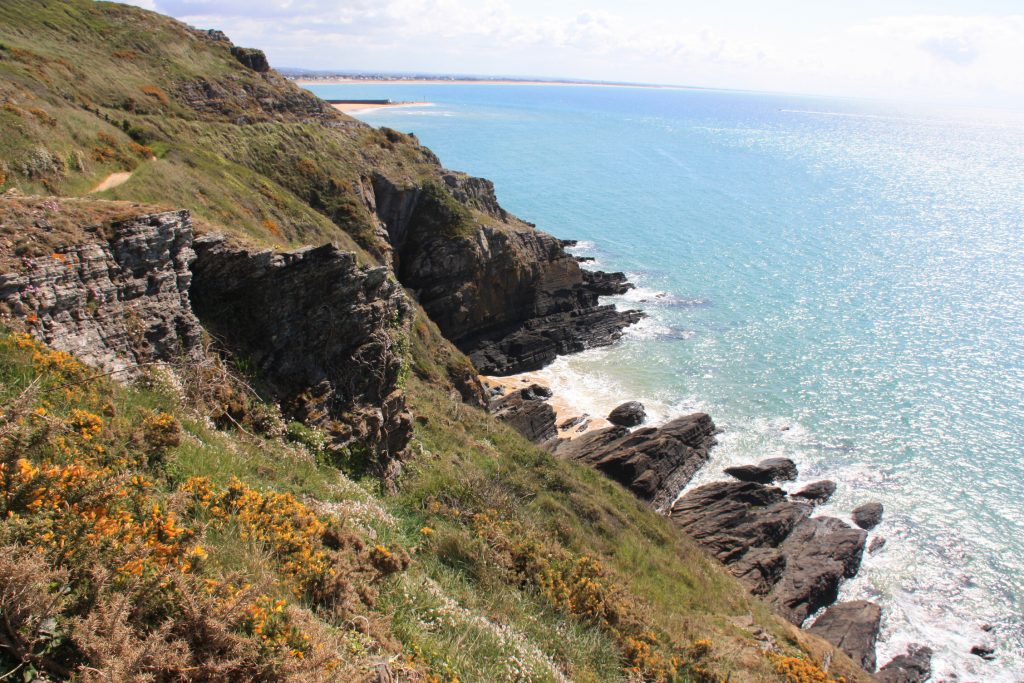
[
  {"left": 330, "top": 100, "right": 431, "bottom": 114},
  {"left": 481, "top": 372, "right": 610, "bottom": 440},
  {"left": 298, "top": 76, "right": 678, "bottom": 90}
]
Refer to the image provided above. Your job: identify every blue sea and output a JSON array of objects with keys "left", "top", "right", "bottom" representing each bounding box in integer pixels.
[{"left": 306, "top": 82, "right": 1024, "bottom": 680}]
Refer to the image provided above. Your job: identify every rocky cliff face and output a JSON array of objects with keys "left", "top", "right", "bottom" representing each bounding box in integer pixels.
[
  {"left": 0, "top": 208, "right": 204, "bottom": 376},
  {"left": 366, "top": 173, "right": 643, "bottom": 376},
  {"left": 190, "top": 235, "right": 414, "bottom": 470}
]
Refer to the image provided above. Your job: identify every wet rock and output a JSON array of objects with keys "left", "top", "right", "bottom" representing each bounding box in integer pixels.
[
  {"left": 556, "top": 413, "right": 717, "bottom": 509},
  {"left": 559, "top": 414, "right": 589, "bottom": 431},
  {"left": 490, "top": 387, "right": 557, "bottom": 444},
  {"left": 772, "top": 515, "right": 867, "bottom": 624},
  {"left": 671, "top": 479, "right": 866, "bottom": 625},
  {"left": 868, "top": 536, "right": 887, "bottom": 554},
  {"left": 970, "top": 644, "right": 995, "bottom": 660},
  {"left": 582, "top": 269, "right": 633, "bottom": 296},
  {"left": 875, "top": 645, "right": 932, "bottom": 683},
  {"left": 607, "top": 401, "right": 646, "bottom": 427},
  {"left": 852, "top": 502, "right": 884, "bottom": 530},
  {"left": 724, "top": 457, "right": 798, "bottom": 484},
  {"left": 807, "top": 600, "right": 881, "bottom": 672},
  {"left": 791, "top": 480, "right": 837, "bottom": 505}
]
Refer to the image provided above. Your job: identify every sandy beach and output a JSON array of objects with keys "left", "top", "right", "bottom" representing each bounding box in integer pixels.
[
  {"left": 481, "top": 372, "right": 610, "bottom": 440},
  {"left": 330, "top": 101, "right": 431, "bottom": 114}
]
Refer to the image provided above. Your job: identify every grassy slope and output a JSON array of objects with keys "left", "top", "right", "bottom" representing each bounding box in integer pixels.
[{"left": 0, "top": 2, "right": 869, "bottom": 681}]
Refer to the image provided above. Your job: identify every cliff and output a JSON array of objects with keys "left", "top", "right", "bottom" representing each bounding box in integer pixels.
[{"left": 0, "top": 2, "right": 876, "bottom": 681}]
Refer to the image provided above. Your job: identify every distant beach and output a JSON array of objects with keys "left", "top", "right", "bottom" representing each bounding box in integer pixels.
[
  {"left": 329, "top": 101, "right": 431, "bottom": 114},
  {"left": 298, "top": 76, "right": 675, "bottom": 90}
]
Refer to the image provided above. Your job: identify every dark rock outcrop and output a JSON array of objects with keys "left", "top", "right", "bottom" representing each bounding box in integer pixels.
[
  {"left": 556, "top": 413, "right": 717, "bottom": 509},
  {"left": 853, "top": 502, "right": 884, "bottom": 530},
  {"left": 724, "top": 457, "right": 798, "bottom": 484},
  {"left": 791, "top": 480, "right": 837, "bottom": 505},
  {"left": 490, "top": 385, "right": 557, "bottom": 444},
  {"left": 607, "top": 401, "right": 646, "bottom": 427},
  {"left": 670, "top": 478, "right": 866, "bottom": 625},
  {"left": 875, "top": 646, "right": 932, "bottom": 683},
  {"left": 190, "top": 235, "right": 413, "bottom": 469},
  {"left": 0, "top": 210, "right": 203, "bottom": 376},
  {"left": 582, "top": 269, "right": 633, "bottom": 296},
  {"left": 366, "top": 176, "right": 643, "bottom": 376},
  {"left": 970, "top": 644, "right": 995, "bottom": 660},
  {"left": 807, "top": 600, "right": 882, "bottom": 672},
  {"left": 230, "top": 46, "right": 270, "bottom": 72}
]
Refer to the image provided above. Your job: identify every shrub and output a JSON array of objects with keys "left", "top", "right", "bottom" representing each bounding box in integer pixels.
[{"left": 140, "top": 84, "right": 169, "bottom": 106}]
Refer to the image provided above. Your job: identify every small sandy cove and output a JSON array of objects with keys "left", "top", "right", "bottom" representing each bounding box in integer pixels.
[
  {"left": 330, "top": 101, "right": 431, "bottom": 114},
  {"left": 481, "top": 373, "right": 609, "bottom": 440}
]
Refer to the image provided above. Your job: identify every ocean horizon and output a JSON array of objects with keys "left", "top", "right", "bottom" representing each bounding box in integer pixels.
[{"left": 306, "top": 81, "right": 1024, "bottom": 680}]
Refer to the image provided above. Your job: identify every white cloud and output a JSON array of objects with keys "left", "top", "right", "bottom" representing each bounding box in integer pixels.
[{"left": 116, "top": 1, "right": 1024, "bottom": 105}]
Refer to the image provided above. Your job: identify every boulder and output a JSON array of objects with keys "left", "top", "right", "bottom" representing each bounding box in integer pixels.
[
  {"left": 807, "top": 600, "right": 882, "bottom": 672},
  {"left": 868, "top": 536, "right": 887, "bottom": 554},
  {"left": 875, "top": 645, "right": 932, "bottom": 683},
  {"left": 490, "top": 387, "right": 557, "bottom": 444},
  {"left": 724, "top": 457, "right": 798, "bottom": 484},
  {"left": 852, "top": 502, "right": 884, "bottom": 530},
  {"left": 556, "top": 413, "right": 717, "bottom": 508},
  {"left": 970, "top": 644, "right": 995, "bottom": 660},
  {"left": 791, "top": 480, "right": 837, "bottom": 505},
  {"left": 582, "top": 269, "right": 634, "bottom": 296},
  {"left": 608, "top": 401, "right": 646, "bottom": 427}
]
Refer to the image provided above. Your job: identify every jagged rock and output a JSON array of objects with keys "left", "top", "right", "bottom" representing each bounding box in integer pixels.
[
  {"left": 724, "top": 457, "right": 798, "bottom": 484},
  {"left": 575, "top": 256, "right": 596, "bottom": 263},
  {"left": 791, "top": 480, "right": 837, "bottom": 505},
  {"left": 807, "top": 600, "right": 882, "bottom": 672},
  {"left": 556, "top": 413, "right": 717, "bottom": 508},
  {"left": 0, "top": 209, "right": 203, "bottom": 377},
  {"left": 671, "top": 479, "right": 866, "bottom": 625},
  {"left": 490, "top": 387, "right": 557, "bottom": 444},
  {"left": 582, "top": 269, "right": 633, "bottom": 296},
  {"left": 190, "top": 235, "right": 413, "bottom": 467},
  {"left": 368, "top": 174, "right": 642, "bottom": 376},
  {"left": 853, "top": 502, "right": 884, "bottom": 530},
  {"left": 230, "top": 46, "right": 270, "bottom": 72},
  {"left": 875, "top": 645, "right": 932, "bottom": 683},
  {"left": 772, "top": 516, "right": 867, "bottom": 624},
  {"left": 559, "top": 414, "right": 589, "bottom": 431},
  {"left": 970, "top": 644, "right": 995, "bottom": 660},
  {"left": 607, "top": 401, "right": 646, "bottom": 427}
]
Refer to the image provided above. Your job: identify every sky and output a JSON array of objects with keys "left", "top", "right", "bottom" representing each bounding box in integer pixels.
[{"left": 112, "top": 0, "right": 1024, "bottom": 107}]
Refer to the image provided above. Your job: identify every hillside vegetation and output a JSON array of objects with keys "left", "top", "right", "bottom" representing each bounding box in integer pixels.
[{"left": 0, "top": 1, "right": 866, "bottom": 681}]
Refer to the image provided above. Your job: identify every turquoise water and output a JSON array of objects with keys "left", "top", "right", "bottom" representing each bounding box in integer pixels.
[{"left": 308, "top": 83, "right": 1024, "bottom": 679}]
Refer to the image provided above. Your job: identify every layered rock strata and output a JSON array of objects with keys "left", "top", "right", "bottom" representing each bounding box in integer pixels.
[
  {"left": 490, "top": 384, "right": 558, "bottom": 444},
  {"left": 0, "top": 209, "right": 203, "bottom": 376},
  {"left": 669, "top": 478, "right": 867, "bottom": 625},
  {"left": 190, "top": 235, "right": 414, "bottom": 467},
  {"left": 807, "top": 600, "right": 882, "bottom": 672},
  {"left": 555, "top": 413, "right": 717, "bottom": 509}
]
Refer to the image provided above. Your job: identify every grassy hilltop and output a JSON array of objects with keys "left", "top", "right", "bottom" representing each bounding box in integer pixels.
[{"left": 0, "top": 2, "right": 865, "bottom": 681}]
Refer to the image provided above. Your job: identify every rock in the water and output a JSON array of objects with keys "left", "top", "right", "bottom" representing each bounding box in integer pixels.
[
  {"left": 807, "top": 600, "right": 882, "bottom": 672},
  {"left": 875, "top": 645, "right": 933, "bottom": 683},
  {"left": 724, "top": 457, "right": 798, "bottom": 484},
  {"left": 868, "top": 536, "right": 887, "bottom": 554},
  {"left": 671, "top": 479, "right": 866, "bottom": 625},
  {"left": 556, "top": 413, "right": 717, "bottom": 508},
  {"left": 791, "top": 480, "right": 837, "bottom": 505},
  {"left": 582, "top": 269, "right": 634, "bottom": 296},
  {"left": 608, "top": 401, "right": 646, "bottom": 427},
  {"left": 771, "top": 515, "right": 867, "bottom": 624},
  {"left": 852, "top": 502, "right": 884, "bottom": 530},
  {"left": 970, "top": 644, "right": 995, "bottom": 660},
  {"left": 490, "top": 387, "right": 557, "bottom": 444}
]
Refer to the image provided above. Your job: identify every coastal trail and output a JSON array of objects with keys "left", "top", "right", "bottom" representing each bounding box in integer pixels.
[{"left": 88, "top": 171, "right": 132, "bottom": 193}]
